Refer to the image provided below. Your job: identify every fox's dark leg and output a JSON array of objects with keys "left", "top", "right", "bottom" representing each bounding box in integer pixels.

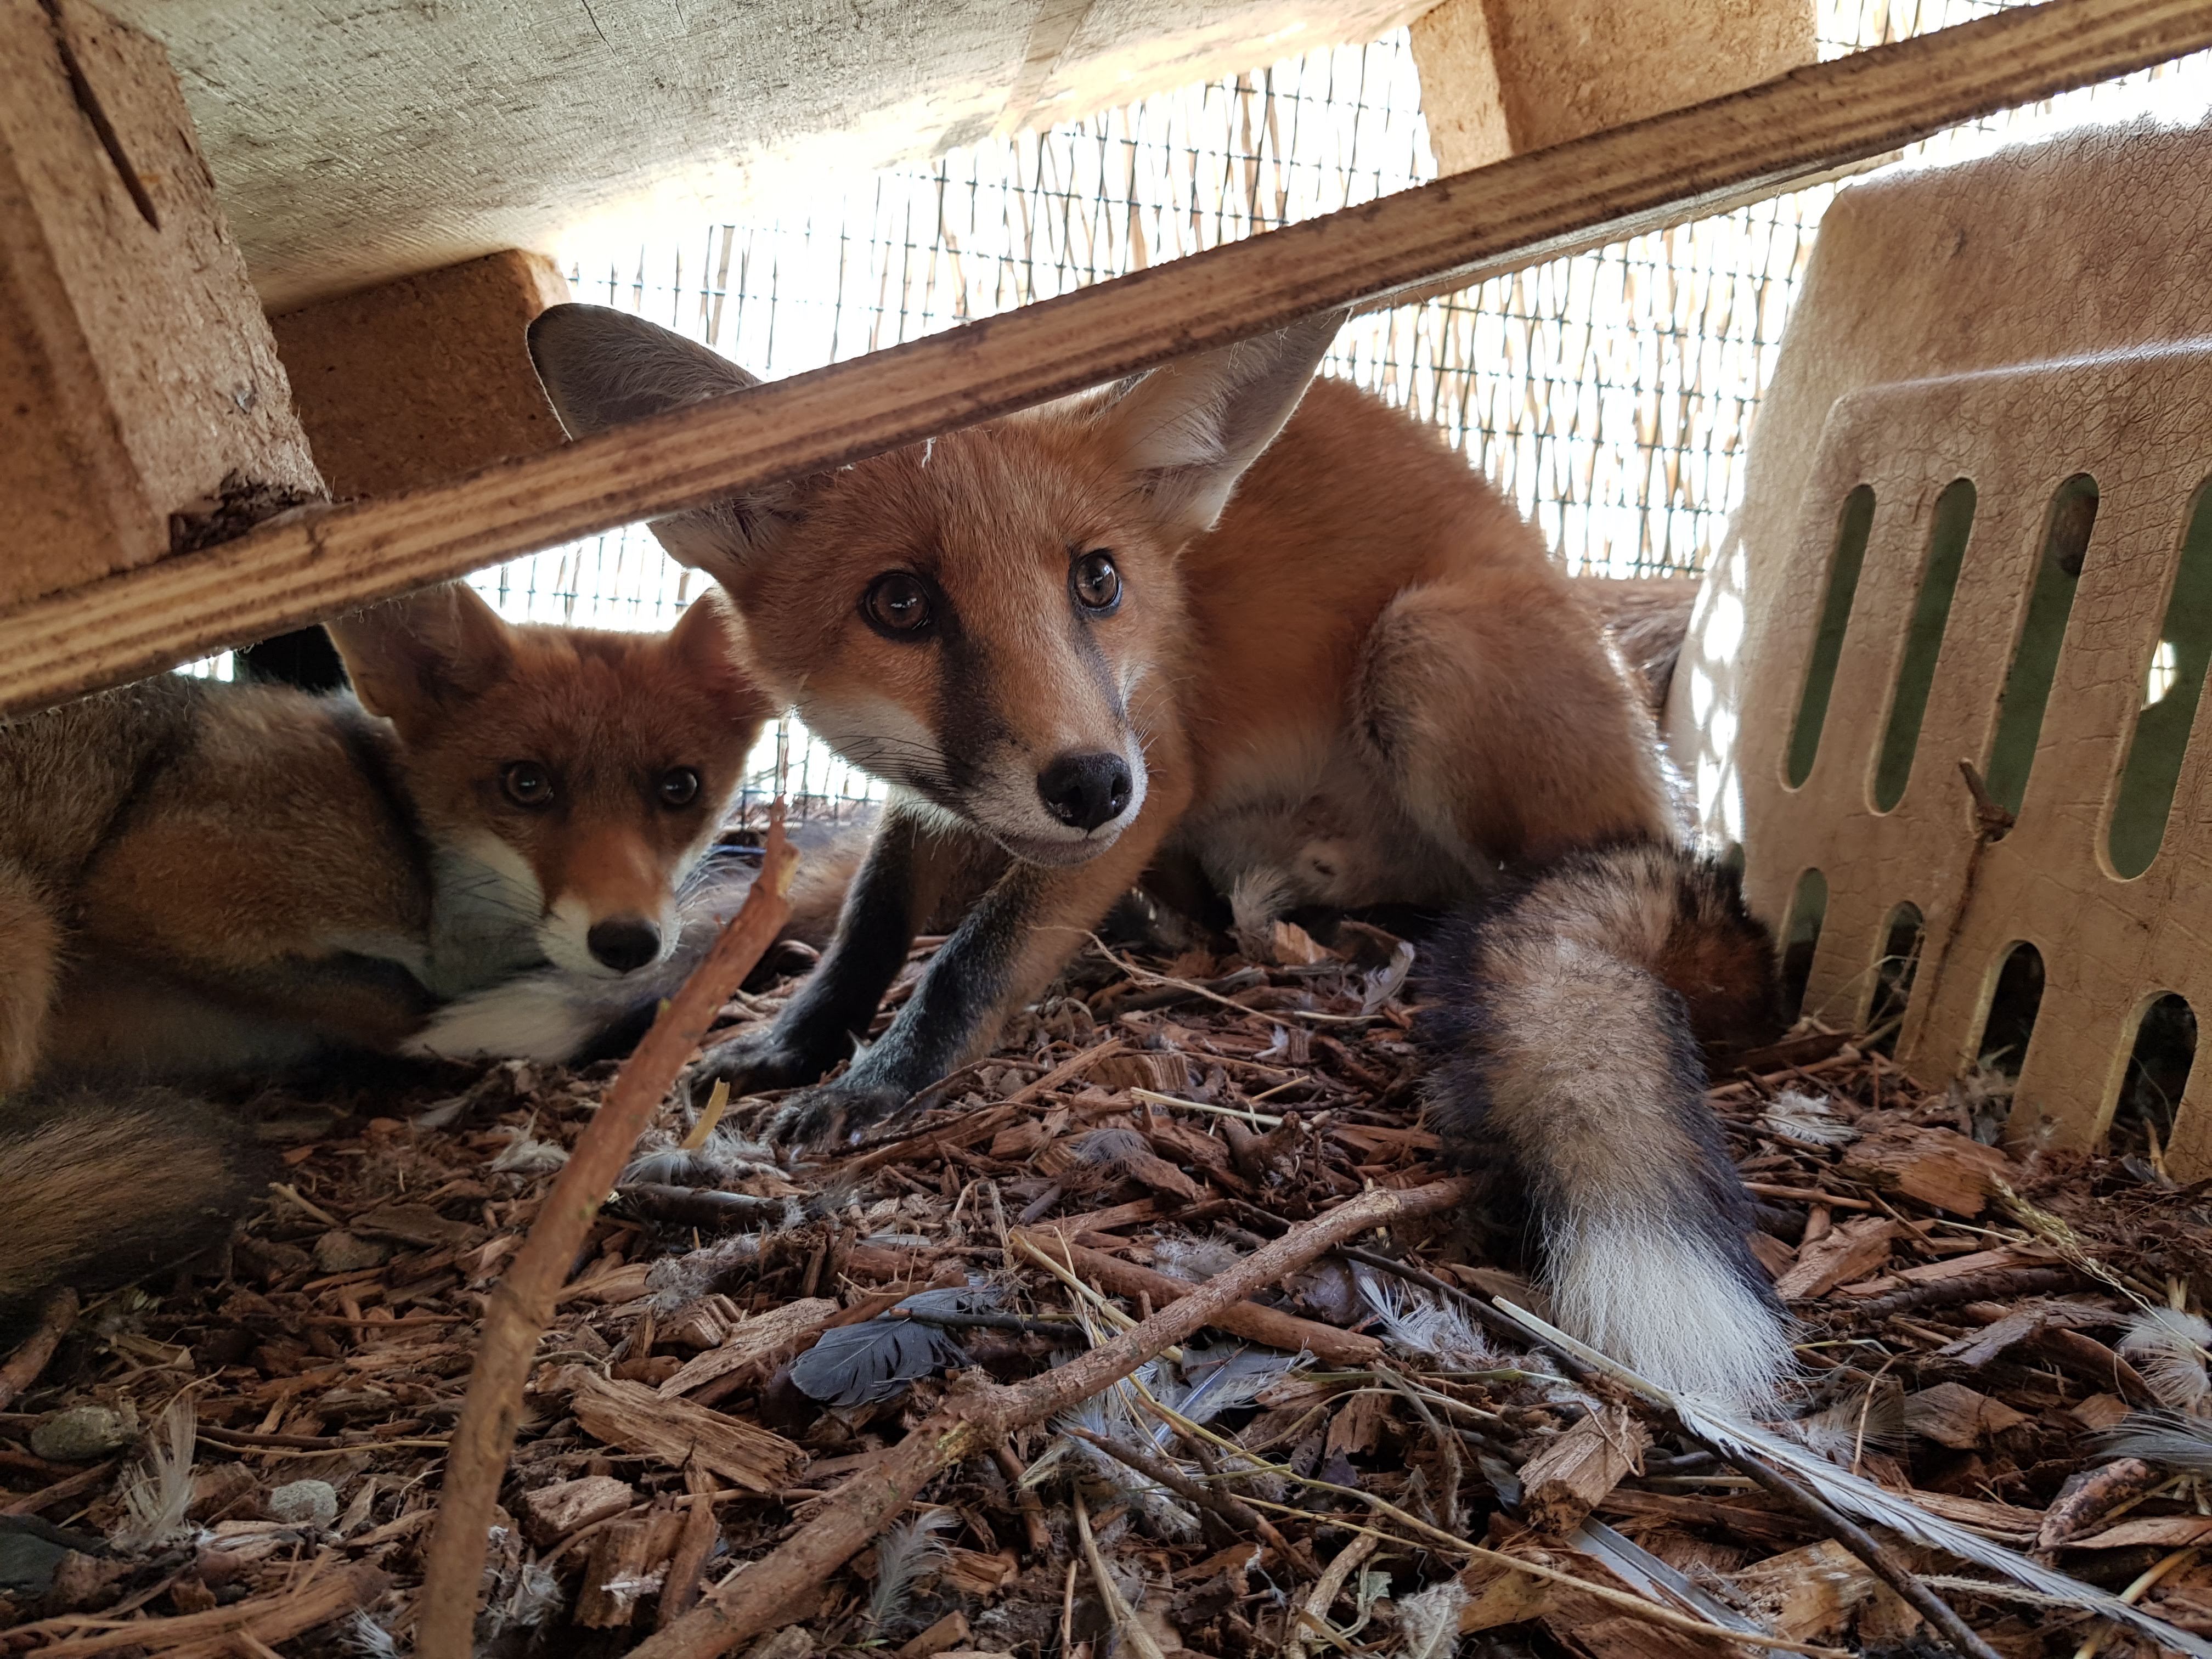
[
  {"left": 696, "top": 803, "right": 991, "bottom": 1094},
  {"left": 770, "top": 770, "right": 1187, "bottom": 1148},
  {"left": 0, "top": 864, "right": 60, "bottom": 1094}
]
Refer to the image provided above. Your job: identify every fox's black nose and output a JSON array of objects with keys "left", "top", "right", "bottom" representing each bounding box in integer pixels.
[
  {"left": 1037, "top": 751, "right": 1132, "bottom": 833},
  {"left": 587, "top": 917, "right": 661, "bottom": 973}
]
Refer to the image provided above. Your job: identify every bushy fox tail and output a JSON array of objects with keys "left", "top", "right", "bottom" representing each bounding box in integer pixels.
[
  {"left": 1420, "top": 842, "right": 1791, "bottom": 1406},
  {"left": 0, "top": 1090, "right": 267, "bottom": 1316}
]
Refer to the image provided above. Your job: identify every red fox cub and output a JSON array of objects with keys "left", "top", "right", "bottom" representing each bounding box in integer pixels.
[
  {"left": 529, "top": 306, "right": 1790, "bottom": 1404},
  {"left": 0, "top": 580, "right": 771, "bottom": 1092}
]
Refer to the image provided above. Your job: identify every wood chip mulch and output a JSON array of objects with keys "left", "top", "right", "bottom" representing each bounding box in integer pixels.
[{"left": 5, "top": 916, "right": 2211, "bottom": 1658}]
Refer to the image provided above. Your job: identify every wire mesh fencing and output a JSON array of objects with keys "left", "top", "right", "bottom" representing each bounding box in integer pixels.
[{"left": 209, "top": 0, "right": 2212, "bottom": 815}]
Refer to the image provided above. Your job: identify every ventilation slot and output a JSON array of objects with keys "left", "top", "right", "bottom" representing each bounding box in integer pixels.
[
  {"left": 1975, "top": 942, "right": 2044, "bottom": 1080},
  {"left": 2109, "top": 993, "right": 2198, "bottom": 1169},
  {"left": 1864, "top": 901, "right": 1925, "bottom": 1055},
  {"left": 1779, "top": 867, "right": 1827, "bottom": 1023},
  {"left": 2109, "top": 481, "right": 2212, "bottom": 879},
  {"left": 1873, "top": 479, "right": 1976, "bottom": 812},
  {"left": 1786, "top": 486, "right": 1875, "bottom": 789},
  {"left": 1984, "top": 476, "right": 2097, "bottom": 820}
]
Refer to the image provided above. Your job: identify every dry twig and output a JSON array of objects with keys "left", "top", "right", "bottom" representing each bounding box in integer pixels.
[{"left": 414, "top": 816, "right": 797, "bottom": 1658}]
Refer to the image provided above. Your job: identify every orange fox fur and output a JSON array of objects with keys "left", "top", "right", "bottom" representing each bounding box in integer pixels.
[
  {"left": 0, "top": 582, "right": 771, "bottom": 1089},
  {"left": 529, "top": 307, "right": 1790, "bottom": 1402}
]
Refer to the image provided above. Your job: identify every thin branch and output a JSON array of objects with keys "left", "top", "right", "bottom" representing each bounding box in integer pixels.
[
  {"left": 414, "top": 816, "right": 798, "bottom": 1659},
  {"left": 0, "top": 1286, "right": 76, "bottom": 1410}
]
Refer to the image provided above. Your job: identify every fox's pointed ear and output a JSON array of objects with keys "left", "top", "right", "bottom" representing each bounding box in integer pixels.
[
  {"left": 326, "top": 583, "right": 515, "bottom": 739},
  {"left": 527, "top": 304, "right": 803, "bottom": 586},
  {"left": 1092, "top": 309, "right": 1344, "bottom": 539},
  {"left": 663, "top": 591, "right": 772, "bottom": 719},
  {"left": 528, "top": 304, "right": 761, "bottom": 436}
]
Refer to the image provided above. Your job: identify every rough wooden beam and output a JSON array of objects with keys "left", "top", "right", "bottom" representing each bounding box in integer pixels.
[
  {"left": 1413, "top": 0, "right": 1815, "bottom": 175},
  {"left": 0, "top": 0, "right": 320, "bottom": 612},
  {"left": 269, "top": 251, "right": 574, "bottom": 498},
  {"left": 3, "top": 0, "right": 2207, "bottom": 716}
]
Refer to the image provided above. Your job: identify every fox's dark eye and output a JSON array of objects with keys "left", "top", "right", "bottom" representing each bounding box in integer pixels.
[
  {"left": 863, "top": 572, "right": 933, "bottom": 637},
  {"left": 658, "top": 766, "right": 701, "bottom": 808},
  {"left": 502, "top": 761, "right": 554, "bottom": 809},
  {"left": 1073, "top": 550, "right": 1121, "bottom": 614}
]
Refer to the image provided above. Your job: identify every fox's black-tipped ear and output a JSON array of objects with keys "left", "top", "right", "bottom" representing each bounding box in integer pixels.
[
  {"left": 526, "top": 304, "right": 804, "bottom": 587},
  {"left": 527, "top": 304, "right": 761, "bottom": 438},
  {"left": 326, "top": 582, "right": 514, "bottom": 741},
  {"left": 1091, "top": 309, "right": 1344, "bottom": 540}
]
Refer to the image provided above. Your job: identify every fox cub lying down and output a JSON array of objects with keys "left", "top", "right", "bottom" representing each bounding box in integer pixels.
[
  {"left": 0, "top": 581, "right": 772, "bottom": 1088},
  {"left": 529, "top": 306, "right": 1792, "bottom": 1404},
  {"left": 0, "top": 583, "right": 806, "bottom": 1314}
]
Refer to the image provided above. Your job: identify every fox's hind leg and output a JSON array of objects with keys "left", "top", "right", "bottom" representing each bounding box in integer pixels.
[
  {"left": 1352, "top": 565, "right": 1677, "bottom": 867},
  {"left": 0, "top": 863, "right": 61, "bottom": 1093}
]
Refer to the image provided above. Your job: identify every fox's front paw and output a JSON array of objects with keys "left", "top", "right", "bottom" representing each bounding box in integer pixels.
[
  {"left": 693, "top": 1026, "right": 834, "bottom": 1095},
  {"left": 766, "top": 1080, "right": 911, "bottom": 1150}
]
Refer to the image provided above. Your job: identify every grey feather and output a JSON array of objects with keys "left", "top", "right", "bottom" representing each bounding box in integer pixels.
[
  {"left": 2096, "top": 1408, "right": 2212, "bottom": 1473},
  {"left": 1496, "top": 1297, "right": 2212, "bottom": 1659},
  {"left": 788, "top": 1284, "right": 998, "bottom": 1407},
  {"left": 1483, "top": 1455, "right": 1764, "bottom": 1636}
]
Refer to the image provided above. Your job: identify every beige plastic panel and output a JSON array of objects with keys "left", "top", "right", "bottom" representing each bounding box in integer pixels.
[{"left": 1741, "top": 346, "right": 2212, "bottom": 1171}]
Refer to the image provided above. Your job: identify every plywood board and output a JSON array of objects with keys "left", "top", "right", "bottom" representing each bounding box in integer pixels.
[
  {"left": 0, "top": 0, "right": 319, "bottom": 608},
  {"left": 1413, "top": 0, "right": 1814, "bottom": 174},
  {"left": 272, "top": 251, "right": 574, "bottom": 498},
  {"left": 109, "top": 0, "right": 1425, "bottom": 309}
]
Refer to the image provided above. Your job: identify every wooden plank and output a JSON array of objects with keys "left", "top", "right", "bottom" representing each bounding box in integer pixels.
[
  {"left": 3, "top": 0, "right": 2208, "bottom": 716},
  {"left": 1412, "top": 0, "right": 1815, "bottom": 174},
  {"left": 270, "top": 250, "right": 574, "bottom": 498},
  {"left": 0, "top": 0, "right": 321, "bottom": 609}
]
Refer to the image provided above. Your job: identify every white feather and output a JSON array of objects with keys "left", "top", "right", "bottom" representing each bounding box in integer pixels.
[
  {"left": 488, "top": 1128, "right": 568, "bottom": 1175},
  {"left": 622, "top": 1124, "right": 783, "bottom": 1189},
  {"left": 1352, "top": 1265, "right": 1495, "bottom": 1369},
  {"left": 114, "top": 1397, "right": 198, "bottom": 1551},
  {"left": 1760, "top": 1087, "right": 1857, "bottom": 1146},
  {"left": 341, "top": 1612, "right": 403, "bottom": 1658},
  {"left": 1492, "top": 1299, "right": 2212, "bottom": 1659},
  {"left": 1392, "top": 1580, "right": 1469, "bottom": 1659},
  {"left": 2118, "top": 1308, "right": 2212, "bottom": 1412}
]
